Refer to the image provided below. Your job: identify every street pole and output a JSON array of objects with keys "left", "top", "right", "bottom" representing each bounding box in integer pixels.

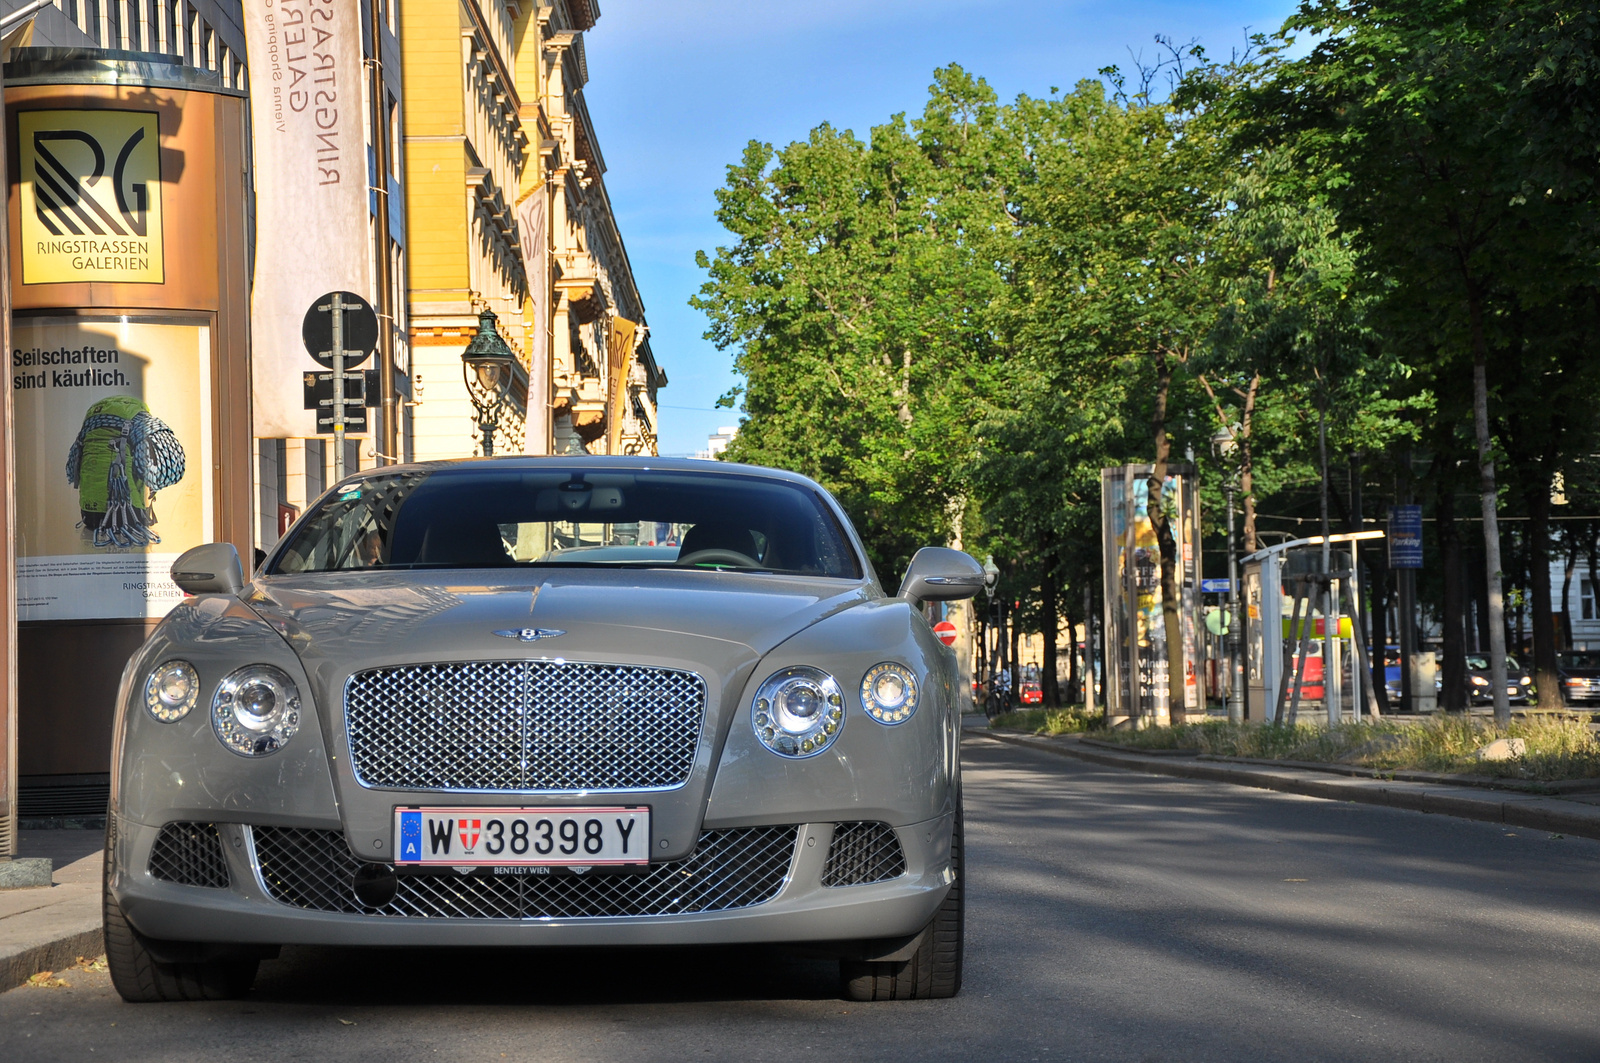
[
  {"left": 323, "top": 292, "right": 348, "bottom": 481},
  {"left": 1320, "top": 405, "right": 1338, "bottom": 726},
  {"left": 1084, "top": 583, "right": 1096, "bottom": 714},
  {"left": 1226, "top": 480, "right": 1242, "bottom": 723}
]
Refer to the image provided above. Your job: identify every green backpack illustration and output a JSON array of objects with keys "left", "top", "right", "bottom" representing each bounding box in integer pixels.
[{"left": 65, "top": 396, "right": 186, "bottom": 548}]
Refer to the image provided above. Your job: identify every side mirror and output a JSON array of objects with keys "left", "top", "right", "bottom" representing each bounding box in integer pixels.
[
  {"left": 172, "top": 543, "right": 245, "bottom": 597},
  {"left": 897, "top": 547, "right": 986, "bottom": 606}
]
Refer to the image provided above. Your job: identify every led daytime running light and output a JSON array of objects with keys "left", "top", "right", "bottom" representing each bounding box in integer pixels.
[
  {"left": 144, "top": 660, "right": 200, "bottom": 723},
  {"left": 861, "top": 662, "right": 919, "bottom": 725}
]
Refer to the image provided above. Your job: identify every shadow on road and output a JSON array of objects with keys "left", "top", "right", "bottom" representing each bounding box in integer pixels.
[{"left": 251, "top": 942, "right": 843, "bottom": 1006}]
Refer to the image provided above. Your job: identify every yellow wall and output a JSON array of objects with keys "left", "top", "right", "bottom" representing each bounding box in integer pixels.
[{"left": 400, "top": 0, "right": 469, "bottom": 294}]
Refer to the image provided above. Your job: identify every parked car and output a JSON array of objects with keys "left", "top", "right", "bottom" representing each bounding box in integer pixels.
[
  {"left": 105, "top": 459, "right": 981, "bottom": 1002},
  {"left": 1466, "top": 653, "right": 1534, "bottom": 704},
  {"left": 1558, "top": 650, "right": 1600, "bottom": 707},
  {"left": 1019, "top": 680, "right": 1043, "bottom": 705}
]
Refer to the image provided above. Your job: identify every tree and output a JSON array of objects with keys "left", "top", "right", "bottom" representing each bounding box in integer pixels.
[
  {"left": 1234, "top": 0, "right": 1600, "bottom": 722},
  {"left": 693, "top": 68, "right": 1011, "bottom": 578}
]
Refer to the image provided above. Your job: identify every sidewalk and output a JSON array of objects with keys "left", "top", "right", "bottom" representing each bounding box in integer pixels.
[
  {"left": 0, "top": 832, "right": 105, "bottom": 994},
  {"left": 967, "top": 720, "right": 1600, "bottom": 842}
]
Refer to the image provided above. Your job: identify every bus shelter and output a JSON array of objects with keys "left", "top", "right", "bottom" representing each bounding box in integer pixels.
[{"left": 1241, "top": 532, "right": 1384, "bottom": 724}]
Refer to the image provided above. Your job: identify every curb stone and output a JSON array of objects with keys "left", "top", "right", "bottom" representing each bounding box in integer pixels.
[
  {"left": 0, "top": 851, "right": 105, "bottom": 995},
  {"left": 972, "top": 728, "right": 1600, "bottom": 842}
]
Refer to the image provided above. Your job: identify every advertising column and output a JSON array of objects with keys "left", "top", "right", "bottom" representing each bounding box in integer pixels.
[{"left": 6, "top": 50, "right": 251, "bottom": 806}]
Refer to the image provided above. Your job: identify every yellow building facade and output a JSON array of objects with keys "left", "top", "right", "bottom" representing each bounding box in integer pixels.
[{"left": 401, "top": 0, "right": 663, "bottom": 461}]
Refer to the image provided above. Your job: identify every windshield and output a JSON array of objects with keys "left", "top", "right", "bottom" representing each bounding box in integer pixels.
[
  {"left": 268, "top": 466, "right": 863, "bottom": 579},
  {"left": 1561, "top": 652, "right": 1600, "bottom": 669},
  {"left": 1465, "top": 655, "right": 1521, "bottom": 671}
]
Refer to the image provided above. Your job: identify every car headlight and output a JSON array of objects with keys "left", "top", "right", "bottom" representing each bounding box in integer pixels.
[
  {"left": 752, "top": 666, "right": 843, "bottom": 758},
  {"left": 1520, "top": 676, "right": 1531, "bottom": 685},
  {"left": 1471, "top": 676, "right": 1489, "bottom": 686},
  {"left": 212, "top": 664, "right": 302, "bottom": 756},
  {"left": 861, "top": 662, "right": 919, "bottom": 725},
  {"left": 144, "top": 660, "right": 199, "bottom": 723}
]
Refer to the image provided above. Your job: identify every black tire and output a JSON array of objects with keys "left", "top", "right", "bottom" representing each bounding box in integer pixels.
[
  {"left": 103, "top": 830, "right": 257, "bottom": 1002},
  {"left": 840, "top": 799, "right": 963, "bottom": 1001}
]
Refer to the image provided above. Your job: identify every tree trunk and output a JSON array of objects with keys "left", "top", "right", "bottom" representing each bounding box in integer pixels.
[
  {"left": 1525, "top": 462, "right": 1562, "bottom": 709},
  {"left": 1042, "top": 567, "right": 1060, "bottom": 708},
  {"left": 1370, "top": 552, "right": 1391, "bottom": 713},
  {"left": 1149, "top": 352, "right": 1186, "bottom": 722},
  {"left": 1009, "top": 600, "right": 1021, "bottom": 700},
  {"left": 1240, "top": 374, "right": 1260, "bottom": 552},
  {"left": 1471, "top": 314, "right": 1511, "bottom": 724},
  {"left": 1064, "top": 590, "right": 1081, "bottom": 706},
  {"left": 1472, "top": 536, "right": 1491, "bottom": 653},
  {"left": 1560, "top": 539, "right": 1577, "bottom": 652},
  {"left": 1437, "top": 482, "right": 1468, "bottom": 712}
]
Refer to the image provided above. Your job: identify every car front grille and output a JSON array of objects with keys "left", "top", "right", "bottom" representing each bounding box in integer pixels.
[
  {"left": 250, "top": 825, "right": 798, "bottom": 919},
  {"left": 148, "top": 822, "right": 230, "bottom": 889},
  {"left": 344, "top": 660, "right": 706, "bottom": 792},
  {"left": 821, "top": 821, "right": 907, "bottom": 887}
]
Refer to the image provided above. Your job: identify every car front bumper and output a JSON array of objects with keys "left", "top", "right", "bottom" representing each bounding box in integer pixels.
[{"left": 110, "top": 812, "right": 954, "bottom": 950}]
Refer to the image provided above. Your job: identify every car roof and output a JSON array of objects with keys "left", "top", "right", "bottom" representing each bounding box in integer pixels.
[{"left": 333, "top": 455, "right": 828, "bottom": 492}]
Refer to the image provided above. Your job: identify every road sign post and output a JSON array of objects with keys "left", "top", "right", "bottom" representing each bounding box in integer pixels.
[{"left": 303, "top": 291, "right": 377, "bottom": 481}]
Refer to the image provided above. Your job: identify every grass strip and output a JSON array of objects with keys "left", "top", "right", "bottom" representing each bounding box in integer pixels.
[{"left": 1081, "top": 714, "right": 1600, "bottom": 782}]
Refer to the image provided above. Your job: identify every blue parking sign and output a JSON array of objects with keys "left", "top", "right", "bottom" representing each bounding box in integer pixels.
[{"left": 1388, "top": 505, "right": 1423, "bottom": 568}]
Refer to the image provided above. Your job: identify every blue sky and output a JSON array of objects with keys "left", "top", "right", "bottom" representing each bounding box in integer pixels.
[{"left": 581, "top": 0, "right": 1301, "bottom": 456}]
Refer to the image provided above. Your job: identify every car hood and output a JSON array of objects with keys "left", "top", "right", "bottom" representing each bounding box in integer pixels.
[
  {"left": 238, "top": 567, "right": 880, "bottom": 862},
  {"left": 241, "top": 567, "right": 875, "bottom": 667}
]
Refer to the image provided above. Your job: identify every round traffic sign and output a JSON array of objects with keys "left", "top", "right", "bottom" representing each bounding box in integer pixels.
[
  {"left": 302, "top": 291, "right": 378, "bottom": 368},
  {"left": 933, "top": 620, "right": 958, "bottom": 647}
]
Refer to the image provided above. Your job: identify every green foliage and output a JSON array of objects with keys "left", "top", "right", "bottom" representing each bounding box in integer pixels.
[
  {"left": 691, "top": 3, "right": 1600, "bottom": 668},
  {"left": 692, "top": 67, "right": 1011, "bottom": 576},
  {"left": 988, "top": 706, "right": 1102, "bottom": 736},
  {"left": 1090, "top": 715, "right": 1600, "bottom": 781}
]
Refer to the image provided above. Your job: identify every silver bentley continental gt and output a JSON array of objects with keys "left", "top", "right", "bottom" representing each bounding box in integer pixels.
[{"left": 105, "top": 458, "right": 984, "bottom": 1003}]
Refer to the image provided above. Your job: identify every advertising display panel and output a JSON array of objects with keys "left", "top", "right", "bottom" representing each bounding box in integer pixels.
[
  {"left": 4, "top": 48, "right": 252, "bottom": 793},
  {"left": 11, "top": 315, "right": 211, "bottom": 620},
  {"left": 1100, "top": 464, "right": 1204, "bottom": 726},
  {"left": 16, "top": 109, "right": 164, "bottom": 285}
]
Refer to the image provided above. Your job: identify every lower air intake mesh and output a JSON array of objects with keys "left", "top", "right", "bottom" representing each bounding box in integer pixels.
[
  {"left": 251, "top": 825, "right": 798, "bottom": 918},
  {"left": 148, "top": 822, "right": 231, "bottom": 889},
  {"left": 821, "top": 821, "right": 907, "bottom": 887}
]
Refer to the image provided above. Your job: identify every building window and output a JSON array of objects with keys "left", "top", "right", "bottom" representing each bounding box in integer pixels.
[{"left": 1583, "top": 578, "right": 1595, "bottom": 621}]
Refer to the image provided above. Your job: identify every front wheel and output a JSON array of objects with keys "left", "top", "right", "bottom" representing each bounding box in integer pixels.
[
  {"left": 840, "top": 800, "right": 964, "bottom": 1000},
  {"left": 103, "top": 854, "right": 258, "bottom": 1003}
]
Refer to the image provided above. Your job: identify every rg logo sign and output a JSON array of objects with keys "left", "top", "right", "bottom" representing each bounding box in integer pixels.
[{"left": 18, "top": 110, "right": 165, "bottom": 285}]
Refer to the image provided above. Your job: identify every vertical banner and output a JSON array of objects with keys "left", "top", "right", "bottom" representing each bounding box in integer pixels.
[
  {"left": 516, "top": 184, "right": 548, "bottom": 454},
  {"left": 11, "top": 317, "right": 213, "bottom": 620},
  {"left": 1388, "top": 505, "right": 1424, "bottom": 568},
  {"left": 606, "top": 316, "right": 636, "bottom": 455},
  {"left": 243, "top": 0, "right": 371, "bottom": 437}
]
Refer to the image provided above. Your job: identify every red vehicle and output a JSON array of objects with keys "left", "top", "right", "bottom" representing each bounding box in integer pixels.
[{"left": 1019, "top": 680, "right": 1043, "bottom": 705}]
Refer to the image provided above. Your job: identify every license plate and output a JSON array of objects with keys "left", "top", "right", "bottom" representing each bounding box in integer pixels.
[{"left": 393, "top": 806, "right": 650, "bottom": 869}]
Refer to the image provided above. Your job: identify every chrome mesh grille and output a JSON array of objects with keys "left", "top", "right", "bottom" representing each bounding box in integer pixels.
[
  {"left": 821, "top": 821, "right": 906, "bottom": 887},
  {"left": 148, "top": 822, "right": 230, "bottom": 889},
  {"left": 251, "top": 825, "right": 798, "bottom": 918},
  {"left": 345, "top": 661, "right": 706, "bottom": 791}
]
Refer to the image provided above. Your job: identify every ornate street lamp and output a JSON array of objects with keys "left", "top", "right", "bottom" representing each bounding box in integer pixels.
[{"left": 461, "top": 310, "right": 517, "bottom": 456}]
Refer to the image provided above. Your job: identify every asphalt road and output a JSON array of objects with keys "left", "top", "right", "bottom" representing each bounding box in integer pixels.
[{"left": 6, "top": 732, "right": 1600, "bottom": 1062}]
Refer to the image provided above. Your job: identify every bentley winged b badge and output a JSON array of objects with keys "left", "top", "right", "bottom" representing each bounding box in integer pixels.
[{"left": 493, "top": 627, "right": 566, "bottom": 642}]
